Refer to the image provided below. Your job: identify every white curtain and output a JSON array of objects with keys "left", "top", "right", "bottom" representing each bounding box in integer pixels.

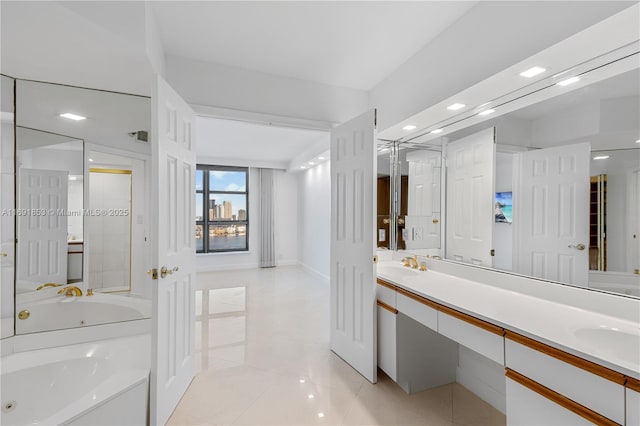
[{"left": 259, "top": 168, "right": 276, "bottom": 268}]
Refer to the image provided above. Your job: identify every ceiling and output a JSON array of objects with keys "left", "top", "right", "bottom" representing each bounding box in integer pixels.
[
  {"left": 510, "top": 68, "right": 640, "bottom": 120},
  {"left": 15, "top": 79, "right": 150, "bottom": 149},
  {"left": 196, "top": 117, "right": 328, "bottom": 169},
  {"left": 152, "top": 1, "right": 476, "bottom": 91}
]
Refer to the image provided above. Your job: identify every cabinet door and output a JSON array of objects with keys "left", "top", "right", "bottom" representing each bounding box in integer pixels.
[
  {"left": 377, "top": 305, "right": 397, "bottom": 381},
  {"left": 628, "top": 386, "right": 640, "bottom": 426}
]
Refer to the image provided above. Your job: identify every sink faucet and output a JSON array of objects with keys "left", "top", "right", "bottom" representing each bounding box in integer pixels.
[
  {"left": 36, "top": 282, "right": 62, "bottom": 290},
  {"left": 402, "top": 256, "right": 419, "bottom": 269},
  {"left": 57, "top": 286, "right": 83, "bottom": 297}
]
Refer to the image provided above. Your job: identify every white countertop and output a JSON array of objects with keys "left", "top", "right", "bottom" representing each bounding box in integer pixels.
[{"left": 377, "top": 262, "right": 640, "bottom": 379}]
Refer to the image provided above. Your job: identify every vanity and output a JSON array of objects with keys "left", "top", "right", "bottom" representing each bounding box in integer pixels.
[{"left": 375, "top": 254, "right": 639, "bottom": 425}]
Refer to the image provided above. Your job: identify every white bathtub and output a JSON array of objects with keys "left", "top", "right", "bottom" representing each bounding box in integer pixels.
[
  {"left": 1, "top": 334, "right": 149, "bottom": 425},
  {"left": 16, "top": 293, "right": 151, "bottom": 334}
]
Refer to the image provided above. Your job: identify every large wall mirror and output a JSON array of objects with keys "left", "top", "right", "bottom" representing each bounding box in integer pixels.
[
  {"left": 395, "top": 50, "right": 639, "bottom": 299},
  {"left": 9, "top": 79, "right": 152, "bottom": 334}
]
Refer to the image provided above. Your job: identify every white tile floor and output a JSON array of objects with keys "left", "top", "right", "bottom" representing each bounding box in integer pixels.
[{"left": 168, "top": 266, "right": 506, "bottom": 426}]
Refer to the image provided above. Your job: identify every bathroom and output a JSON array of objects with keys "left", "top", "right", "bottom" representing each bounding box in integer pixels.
[{"left": 1, "top": 2, "right": 639, "bottom": 426}]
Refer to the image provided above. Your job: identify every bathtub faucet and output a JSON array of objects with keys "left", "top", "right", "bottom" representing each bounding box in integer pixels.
[{"left": 57, "top": 286, "right": 83, "bottom": 297}]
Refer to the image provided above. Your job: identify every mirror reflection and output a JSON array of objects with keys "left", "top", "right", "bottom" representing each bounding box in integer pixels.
[
  {"left": 1, "top": 74, "right": 15, "bottom": 339},
  {"left": 13, "top": 79, "right": 152, "bottom": 334},
  {"left": 435, "top": 67, "right": 639, "bottom": 297}
]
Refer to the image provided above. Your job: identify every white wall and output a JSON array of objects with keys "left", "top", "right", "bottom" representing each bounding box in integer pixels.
[
  {"left": 297, "top": 161, "right": 331, "bottom": 279},
  {"left": 166, "top": 55, "right": 369, "bottom": 125},
  {"left": 369, "top": 1, "right": 633, "bottom": 131},
  {"left": 275, "top": 171, "right": 298, "bottom": 266},
  {"left": 196, "top": 168, "right": 299, "bottom": 271}
]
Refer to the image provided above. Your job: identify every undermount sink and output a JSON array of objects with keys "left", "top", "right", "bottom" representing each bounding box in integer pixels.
[{"left": 573, "top": 327, "right": 640, "bottom": 365}]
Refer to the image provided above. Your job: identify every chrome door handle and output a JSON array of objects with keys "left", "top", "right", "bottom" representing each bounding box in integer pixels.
[{"left": 568, "top": 243, "right": 586, "bottom": 250}]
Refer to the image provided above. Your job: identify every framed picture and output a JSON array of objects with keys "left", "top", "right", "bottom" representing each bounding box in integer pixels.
[{"left": 495, "top": 192, "right": 513, "bottom": 223}]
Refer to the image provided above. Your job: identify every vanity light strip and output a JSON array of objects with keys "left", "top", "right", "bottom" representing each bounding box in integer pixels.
[
  {"left": 626, "top": 376, "right": 640, "bottom": 393},
  {"left": 505, "top": 331, "right": 626, "bottom": 385},
  {"left": 377, "top": 300, "right": 399, "bottom": 315},
  {"left": 505, "top": 368, "right": 619, "bottom": 426}
]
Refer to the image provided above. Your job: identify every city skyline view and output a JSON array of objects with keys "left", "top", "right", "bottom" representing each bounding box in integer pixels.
[{"left": 196, "top": 169, "right": 248, "bottom": 222}]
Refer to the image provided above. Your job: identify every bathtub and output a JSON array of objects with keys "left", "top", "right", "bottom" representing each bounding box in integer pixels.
[
  {"left": 16, "top": 293, "right": 152, "bottom": 334},
  {"left": 1, "top": 334, "right": 149, "bottom": 425}
]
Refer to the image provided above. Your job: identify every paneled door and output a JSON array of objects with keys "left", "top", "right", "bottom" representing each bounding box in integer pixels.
[
  {"left": 516, "top": 142, "right": 590, "bottom": 286},
  {"left": 330, "top": 109, "right": 377, "bottom": 383},
  {"left": 150, "top": 75, "right": 196, "bottom": 425},
  {"left": 445, "top": 127, "right": 496, "bottom": 266},
  {"left": 405, "top": 150, "right": 441, "bottom": 250},
  {"left": 16, "top": 169, "right": 68, "bottom": 288}
]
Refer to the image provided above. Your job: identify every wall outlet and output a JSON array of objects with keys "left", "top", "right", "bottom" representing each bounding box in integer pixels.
[{"left": 378, "top": 229, "right": 386, "bottom": 242}]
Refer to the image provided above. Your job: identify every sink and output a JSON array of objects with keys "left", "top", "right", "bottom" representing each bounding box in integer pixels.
[{"left": 573, "top": 327, "right": 640, "bottom": 365}]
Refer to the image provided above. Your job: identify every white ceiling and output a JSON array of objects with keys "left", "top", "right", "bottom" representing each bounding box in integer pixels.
[
  {"left": 152, "top": 1, "right": 476, "bottom": 91},
  {"left": 196, "top": 117, "right": 328, "bottom": 169},
  {"left": 510, "top": 68, "right": 640, "bottom": 120},
  {"left": 15, "top": 79, "right": 150, "bottom": 149}
]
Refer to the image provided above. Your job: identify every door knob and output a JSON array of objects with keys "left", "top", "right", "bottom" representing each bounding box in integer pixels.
[
  {"left": 160, "top": 266, "right": 179, "bottom": 279},
  {"left": 432, "top": 218, "right": 439, "bottom": 224},
  {"left": 568, "top": 243, "right": 586, "bottom": 250}
]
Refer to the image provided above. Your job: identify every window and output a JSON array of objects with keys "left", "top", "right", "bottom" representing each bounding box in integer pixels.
[{"left": 196, "top": 165, "right": 249, "bottom": 253}]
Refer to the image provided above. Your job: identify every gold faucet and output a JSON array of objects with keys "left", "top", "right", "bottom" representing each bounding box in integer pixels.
[
  {"left": 57, "top": 286, "right": 83, "bottom": 297},
  {"left": 36, "top": 282, "right": 61, "bottom": 290},
  {"left": 402, "top": 256, "right": 419, "bottom": 269}
]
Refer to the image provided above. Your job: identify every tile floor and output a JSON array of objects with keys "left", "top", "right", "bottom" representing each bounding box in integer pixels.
[{"left": 168, "top": 266, "right": 506, "bottom": 426}]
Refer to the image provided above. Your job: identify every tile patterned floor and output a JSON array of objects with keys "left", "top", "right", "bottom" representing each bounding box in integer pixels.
[{"left": 168, "top": 266, "right": 506, "bottom": 426}]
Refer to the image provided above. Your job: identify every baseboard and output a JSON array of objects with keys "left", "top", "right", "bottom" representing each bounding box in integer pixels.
[
  {"left": 276, "top": 259, "right": 298, "bottom": 267},
  {"left": 196, "top": 262, "right": 260, "bottom": 272},
  {"left": 299, "top": 262, "right": 330, "bottom": 282}
]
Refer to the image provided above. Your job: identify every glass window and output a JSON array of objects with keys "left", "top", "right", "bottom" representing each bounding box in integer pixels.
[{"left": 196, "top": 165, "right": 249, "bottom": 253}]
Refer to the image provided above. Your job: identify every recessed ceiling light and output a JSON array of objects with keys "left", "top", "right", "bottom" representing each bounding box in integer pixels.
[
  {"left": 317, "top": 413, "right": 325, "bottom": 418},
  {"left": 402, "top": 125, "right": 417, "bottom": 131},
  {"left": 557, "top": 76, "right": 580, "bottom": 87},
  {"left": 300, "top": 166, "right": 307, "bottom": 169},
  {"left": 299, "top": 379, "right": 305, "bottom": 383},
  {"left": 447, "top": 103, "right": 465, "bottom": 111},
  {"left": 318, "top": 156, "right": 326, "bottom": 160},
  {"left": 593, "top": 155, "right": 609, "bottom": 160},
  {"left": 520, "top": 66, "right": 546, "bottom": 78},
  {"left": 308, "top": 394, "right": 314, "bottom": 399},
  {"left": 308, "top": 161, "right": 315, "bottom": 165},
  {"left": 478, "top": 109, "right": 496, "bottom": 116},
  {"left": 635, "top": 139, "right": 640, "bottom": 144},
  {"left": 88, "top": 158, "right": 94, "bottom": 162},
  {"left": 59, "top": 112, "right": 86, "bottom": 121},
  {"left": 430, "top": 129, "right": 443, "bottom": 134}
]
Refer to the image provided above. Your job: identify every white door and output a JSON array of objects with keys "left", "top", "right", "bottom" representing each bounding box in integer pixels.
[
  {"left": 16, "top": 169, "right": 68, "bottom": 288},
  {"left": 630, "top": 170, "right": 640, "bottom": 274},
  {"left": 516, "top": 142, "right": 590, "bottom": 286},
  {"left": 445, "top": 128, "right": 495, "bottom": 266},
  {"left": 330, "top": 109, "right": 377, "bottom": 383},
  {"left": 150, "top": 75, "right": 196, "bottom": 425},
  {"left": 405, "top": 150, "right": 441, "bottom": 250}
]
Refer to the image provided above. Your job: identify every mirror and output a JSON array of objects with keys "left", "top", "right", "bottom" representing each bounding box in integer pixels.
[
  {"left": 13, "top": 79, "right": 152, "bottom": 334},
  {"left": 1, "top": 74, "right": 15, "bottom": 339},
  {"left": 405, "top": 62, "right": 639, "bottom": 298},
  {"left": 377, "top": 141, "right": 443, "bottom": 255}
]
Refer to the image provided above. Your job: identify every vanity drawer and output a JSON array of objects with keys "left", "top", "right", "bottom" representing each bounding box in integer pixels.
[
  {"left": 506, "top": 373, "right": 597, "bottom": 426},
  {"left": 504, "top": 334, "right": 624, "bottom": 424},
  {"left": 396, "top": 289, "right": 437, "bottom": 332},
  {"left": 438, "top": 310, "right": 504, "bottom": 364},
  {"left": 376, "top": 279, "right": 397, "bottom": 308}
]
